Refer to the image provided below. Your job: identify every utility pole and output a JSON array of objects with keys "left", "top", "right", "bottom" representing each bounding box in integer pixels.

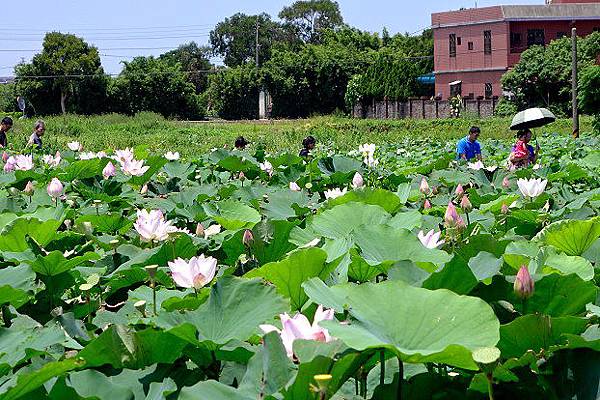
[
  {"left": 572, "top": 27, "right": 579, "bottom": 138},
  {"left": 255, "top": 17, "right": 260, "bottom": 68},
  {"left": 256, "top": 17, "right": 267, "bottom": 120}
]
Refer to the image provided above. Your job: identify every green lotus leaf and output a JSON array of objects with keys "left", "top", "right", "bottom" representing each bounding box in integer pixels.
[
  {"left": 325, "top": 188, "right": 401, "bottom": 213},
  {"left": 543, "top": 251, "right": 594, "bottom": 281},
  {"left": 320, "top": 280, "right": 500, "bottom": 369},
  {"left": 246, "top": 247, "right": 333, "bottom": 311},
  {"left": 534, "top": 218, "right": 600, "bottom": 256},
  {"left": 30, "top": 251, "right": 100, "bottom": 277},
  {"left": 204, "top": 199, "right": 261, "bottom": 230},
  {"left": 310, "top": 202, "right": 390, "bottom": 239}
]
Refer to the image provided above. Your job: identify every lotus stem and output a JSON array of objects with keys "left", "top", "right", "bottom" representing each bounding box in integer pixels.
[
  {"left": 86, "top": 290, "right": 92, "bottom": 324},
  {"left": 486, "top": 372, "right": 495, "bottom": 400},
  {"left": 397, "top": 357, "right": 404, "bottom": 400},
  {"left": 380, "top": 350, "right": 385, "bottom": 386},
  {"left": 152, "top": 281, "right": 157, "bottom": 316},
  {"left": 466, "top": 212, "right": 470, "bottom": 226},
  {"left": 522, "top": 299, "right": 527, "bottom": 315}
]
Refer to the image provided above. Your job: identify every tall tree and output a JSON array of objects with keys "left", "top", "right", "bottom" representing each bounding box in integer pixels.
[
  {"left": 278, "top": 0, "right": 344, "bottom": 43},
  {"left": 210, "top": 13, "right": 287, "bottom": 67},
  {"left": 160, "top": 42, "right": 213, "bottom": 93},
  {"left": 15, "top": 32, "right": 104, "bottom": 114}
]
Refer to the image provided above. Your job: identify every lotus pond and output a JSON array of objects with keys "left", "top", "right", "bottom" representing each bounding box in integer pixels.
[{"left": 0, "top": 132, "right": 599, "bottom": 400}]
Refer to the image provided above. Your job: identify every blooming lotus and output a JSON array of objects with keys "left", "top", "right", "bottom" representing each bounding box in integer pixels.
[
  {"left": 351, "top": 172, "right": 364, "bottom": 189},
  {"left": 3, "top": 157, "right": 15, "bottom": 173},
  {"left": 417, "top": 230, "right": 445, "bottom": 249},
  {"left": 358, "top": 143, "right": 376, "bottom": 158},
  {"left": 43, "top": 152, "right": 61, "bottom": 168},
  {"left": 517, "top": 178, "right": 547, "bottom": 198},
  {"left": 467, "top": 161, "right": 497, "bottom": 172},
  {"left": 67, "top": 141, "right": 82, "bottom": 151},
  {"left": 79, "top": 152, "right": 98, "bottom": 160},
  {"left": 47, "top": 178, "right": 64, "bottom": 198},
  {"left": 260, "top": 161, "right": 273, "bottom": 177},
  {"left": 419, "top": 177, "right": 430, "bottom": 195},
  {"left": 164, "top": 151, "right": 180, "bottom": 161},
  {"left": 102, "top": 161, "right": 116, "bottom": 179},
  {"left": 259, "top": 305, "right": 335, "bottom": 358},
  {"left": 203, "top": 224, "right": 221, "bottom": 238},
  {"left": 289, "top": 182, "right": 301, "bottom": 191},
  {"left": 324, "top": 187, "right": 347, "bottom": 200},
  {"left": 13, "top": 155, "right": 34, "bottom": 171},
  {"left": 121, "top": 159, "right": 150, "bottom": 176},
  {"left": 363, "top": 155, "right": 379, "bottom": 167},
  {"left": 96, "top": 151, "right": 107, "bottom": 158},
  {"left": 134, "top": 209, "right": 178, "bottom": 242},
  {"left": 168, "top": 255, "right": 217, "bottom": 289},
  {"left": 514, "top": 265, "right": 534, "bottom": 299}
]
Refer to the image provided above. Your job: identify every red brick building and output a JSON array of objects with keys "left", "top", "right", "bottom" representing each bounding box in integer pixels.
[{"left": 432, "top": 0, "right": 600, "bottom": 100}]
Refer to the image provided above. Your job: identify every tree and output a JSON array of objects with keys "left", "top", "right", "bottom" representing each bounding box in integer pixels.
[
  {"left": 15, "top": 32, "right": 105, "bottom": 114},
  {"left": 206, "top": 64, "right": 260, "bottom": 120},
  {"left": 278, "top": 0, "right": 344, "bottom": 43},
  {"left": 159, "top": 42, "right": 213, "bottom": 93},
  {"left": 109, "top": 56, "right": 203, "bottom": 119},
  {"left": 210, "top": 13, "right": 288, "bottom": 67},
  {"left": 579, "top": 65, "right": 600, "bottom": 133}
]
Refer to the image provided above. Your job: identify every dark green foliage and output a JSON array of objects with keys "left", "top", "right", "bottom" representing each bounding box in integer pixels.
[
  {"left": 579, "top": 65, "right": 600, "bottom": 133},
  {"left": 159, "top": 42, "right": 213, "bottom": 93},
  {"left": 278, "top": 0, "right": 344, "bottom": 44},
  {"left": 206, "top": 64, "right": 260, "bottom": 120}
]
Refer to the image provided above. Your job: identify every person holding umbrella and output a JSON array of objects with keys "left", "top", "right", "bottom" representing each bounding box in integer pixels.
[{"left": 509, "top": 129, "right": 539, "bottom": 169}]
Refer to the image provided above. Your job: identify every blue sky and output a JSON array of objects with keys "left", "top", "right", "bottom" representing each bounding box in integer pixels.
[{"left": 0, "top": 0, "right": 541, "bottom": 75}]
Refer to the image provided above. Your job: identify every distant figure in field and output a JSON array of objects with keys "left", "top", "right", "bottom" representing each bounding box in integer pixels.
[
  {"left": 456, "top": 126, "right": 482, "bottom": 161},
  {"left": 27, "top": 120, "right": 45, "bottom": 150},
  {"left": 235, "top": 136, "right": 249, "bottom": 150},
  {"left": 0, "top": 117, "right": 13, "bottom": 148},
  {"left": 299, "top": 135, "right": 316, "bottom": 158},
  {"left": 509, "top": 129, "right": 539, "bottom": 169}
]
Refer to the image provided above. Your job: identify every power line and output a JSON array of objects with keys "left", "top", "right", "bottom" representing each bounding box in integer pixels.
[
  {"left": 0, "top": 46, "right": 195, "bottom": 52},
  {"left": 0, "top": 23, "right": 217, "bottom": 32},
  {"left": 0, "top": 34, "right": 211, "bottom": 42},
  {"left": 0, "top": 28, "right": 214, "bottom": 37},
  {"left": 8, "top": 68, "right": 221, "bottom": 80}
]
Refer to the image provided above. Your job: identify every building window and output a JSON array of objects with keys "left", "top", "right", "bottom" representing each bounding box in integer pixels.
[
  {"left": 485, "top": 83, "right": 493, "bottom": 99},
  {"left": 450, "top": 82, "right": 462, "bottom": 97},
  {"left": 510, "top": 32, "right": 522, "bottom": 52},
  {"left": 557, "top": 32, "right": 567, "bottom": 39},
  {"left": 527, "top": 29, "right": 545, "bottom": 47},
  {"left": 484, "top": 31, "right": 492, "bottom": 55},
  {"left": 449, "top": 34, "right": 457, "bottom": 57},
  {"left": 457, "top": 37, "right": 462, "bottom": 46},
  {"left": 468, "top": 42, "right": 474, "bottom": 50}
]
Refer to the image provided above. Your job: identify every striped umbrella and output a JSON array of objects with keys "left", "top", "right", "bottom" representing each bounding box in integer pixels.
[{"left": 510, "top": 108, "right": 556, "bottom": 131}]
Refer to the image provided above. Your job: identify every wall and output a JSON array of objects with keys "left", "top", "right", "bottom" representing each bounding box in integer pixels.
[
  {"left": 436, "top": 70, "right": 506, "bottom": 100},
  {"left": 352, "top": 97, "right": 498, "bottom": 119}
]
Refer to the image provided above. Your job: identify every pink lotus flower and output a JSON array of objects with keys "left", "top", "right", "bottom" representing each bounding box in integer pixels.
[
  {"left": 517, "top": 178, "right": 547, "bottom": 198},
  {"left": 47, "top": 178, "right": 64, "bottom": 198},
  {"left": 417, "top": 230, "right": 445, "bottom": 249},
  {"left": 243, "top": 229, "right": 254, "bottom": 246},
  {"left": 3, "top": 156, "right": 15, "bottom": 173},
  {"left": 423, "top": 199, "right": 432, "bottom": 210},
  {"left": 134, "top": 209, "right": 178, "bottom": 242},
  {"left": 23, "top": 181, "right": 34, "bottom": 196},
  {"left": 260, "top": 305, "right": 335, "bottom": 358},
  {"left": 114, "top": 148, "right": 134, "bottom": 164},
  {"left": 352, "top": 172, "right": 364, "bottom": 189},
  {"left": 419, "top": 177, "right": 430, "bottom": 195},
  {"left": 1, "top": 152, "right": 8, "bottom": 163},
  {"left": 460, "top": 195, "right": 472, "bottom": 213},
  {"left": 444, "top": 201, "right": 466, "bottom": 229},
  {"left": 43, "top": 152, "right": 61, "bottom": 168},
  {"left": 121, "top": 159, "right": 150, "bottom": 176},
  {"left": 501, "top": 203, "right": 510, "bottom": 215},
  {"left": 502, "top": 176, "right": 510, "bottom": 189},
  {"left": 13, "top": 155, "right": 34, "bottom": 171},
  {"left": 168, "top": 255, "right": 217, "bottom": 289},
  {"left": 102, "top": 161, "right": 116, "bottom": 179},
  {"left": 324, "top": 187, "right": 347, "bottom": 200},
  {"left": 67, "top": 141, "right": 82, "bottom": 151},
  {"left": 289, "top": 182, "right": 301, "bottom": 191},
  {"left": 455, "top": 184, "right": 464, "bottom": 197},
  {"left": 164, "top": 151, "right": 180, "bottom": 161},
  {"left": 514, "top": 265, "right": 534, "bottom": 299}
]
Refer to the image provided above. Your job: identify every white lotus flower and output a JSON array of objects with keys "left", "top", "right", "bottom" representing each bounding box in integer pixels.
[
  {"left": 43, "top": 151, "right": 61, "bottom": 168},
  {"left": 67, "top": 141, "right": 82, "bottom": 151},
  {"left": 79, "top": 152, "right": 97, "bottom": 160},
  {"left": 351, "top": 172, "right": 364, "bottom": 189},
  {"left": 417, "top": 229, "right": 445, "bottom": 249},
  {"left": 168, "top": 255, "right": 217, "bottom": 289},
  {"left": 517, "top": 178, "right": 548, "bottom": 198},
  {"left": 259, "top": 305, "right": 335, "bottom": 358},
  {"left": 358, "top": 143, "right": 376, "bottom": 158},
  {"left": 47, "top": 178, "right": 64, "bottom": 198},
  {"left": 134, "top": 209, "right": 178, "bottom": 242},
  {"left": 289, "top": 182, "right": 301, "bottom": 191},
  {"left": 203, "top": 224, "right": 221, "bottom": 238},
  {"left": 121, "top": 159, "right": 149, "bottom": 176},
  {"left": 467, "top": 161, "right": 497, "bottom": 172},
  {"left": 260, "top": 161, "right": 273, "bottom": 176},
  {"left": 324, "top": 187, "right": 347, "bottom": 199},
  {"left": 114, "top": 148, "right": 134, "bottom": 164},
  {"left": 102, "top": 162, "right": 116, "bottom": 179},
  {"left": 13, "top": 155, "right": 34, "bottom": 171},
  {"left": 164, "top": 151, "right": 180, "bottom": 161}
]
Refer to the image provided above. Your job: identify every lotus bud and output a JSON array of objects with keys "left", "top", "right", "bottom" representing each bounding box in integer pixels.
[
  {"left": 145, "top": 264, "right": 158, "bottom": 279},
  {"left": 239, "top": 171, "right": 245, "bottom": 181},
  {"left": 102, "top": 161, "right": 116, "bottom": 179},
  {"left": 23, "top": 181, "right": 34, "bottom": 196},
  {"left": 423, "top": 199, "right": 432, "bottom": 210},
  {"left": 419, "top": 177, "right": 430, "bottom": 195},
  {"left": 460, "top": 195, "right": 472, "bottom": 213},
  {"left": 195, "top": 223, "right": 205, "bottom": 237},
  {"left": 289, "top": 182, "right": 301, "bottom": 191},
  {"left": 2, "top": 152, "right": 8, "bottom": 163},
  {"left": 501, "top": 203, "right": 509, "bottom": 215},
  {"left": 140, "top": 184, "right": 148, "bottom": 195},
  {"left": 243, "top": 229, "right": 254, "bottom": 247},
  {"left": 64, "top": 219, "right": 72, "bottom": 229},
  {"left": 82, "top": 221, "right": 94, "bottom": 236},
  {"left": 502, "top": 176, "right": 510, "bottom": 189},
  {"left": 47, "top": 178, "right": 64, "bottom": 198},
  {"left": 456, "top": 215, "right": 467, "bottom": 231},
  {"left": 352, "top": 172, "right": 364, "bottom": 189},
  {"left": 455, "top": 184, "right": 464, "bottom": 198},
  {"left": 432, "top": 186, "right": 439, "bottom": 195},
  {"left": 444, "top": 201, "right": 459, "bottom": 227},
  {"left": 514, "top": 266, "right": 534, "bottom": 300}
]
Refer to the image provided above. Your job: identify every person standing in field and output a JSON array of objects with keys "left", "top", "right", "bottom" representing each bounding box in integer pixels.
[
  {"left": 456, "top": 126, "right": 482, "bottom": 161},
  {"left": 0, "top": 117, "right": 13, "bottom": 148},
  {"left": 235, "top": 136, "right": 249, "bottom": 150},
  {"left": 509, "top": 129, "right": 539, "bottom": 169},
  {"left": 27, "top": 120, "right": 45, "bottom": 150},
  {"left": 299, "top": 136, "right": 316, "bottom": 158}
]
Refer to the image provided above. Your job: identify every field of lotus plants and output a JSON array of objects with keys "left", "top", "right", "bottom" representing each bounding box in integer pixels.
[{"left": 0, "top": 132, "right": 599, "bottom": 400}]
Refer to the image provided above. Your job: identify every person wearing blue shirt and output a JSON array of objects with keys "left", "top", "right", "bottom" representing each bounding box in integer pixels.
[{"left": 456, "top": 126, "right": 482, "bottom": 161}]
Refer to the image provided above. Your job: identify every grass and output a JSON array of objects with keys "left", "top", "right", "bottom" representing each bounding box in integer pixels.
[{"left": 1, "top": 112, "right": 593, "bottom": 157}]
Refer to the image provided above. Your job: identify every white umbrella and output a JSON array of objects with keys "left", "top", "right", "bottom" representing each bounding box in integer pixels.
[{"left": 510, "top": 108, "right": 556, "bottom": 131}]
